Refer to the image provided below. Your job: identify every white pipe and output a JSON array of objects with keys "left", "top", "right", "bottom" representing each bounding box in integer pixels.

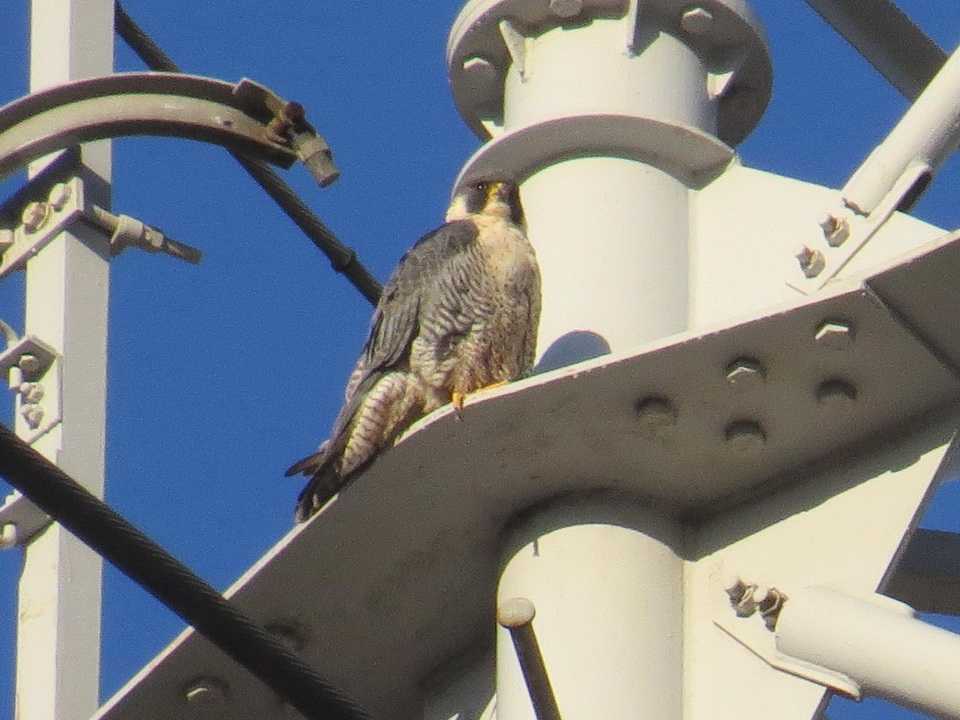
[
  {"left": 843, "top": 43, "right": 960, "bottom": 215},
  {"left": 496, "top": 495, "right": 683, "bottom": 720},
  {"left": 776, "top": 586, "right": 960, "bottom": 719}
]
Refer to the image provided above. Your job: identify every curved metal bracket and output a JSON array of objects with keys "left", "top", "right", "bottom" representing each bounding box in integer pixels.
[{"left": 0, "top": 72, "right": 334, "bottom": 181}]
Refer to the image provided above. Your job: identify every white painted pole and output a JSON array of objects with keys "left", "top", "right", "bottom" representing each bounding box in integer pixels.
[
  {"left": 496, "top": 495, "right": 683, "bottom": 720},
  {"left": 444, "top": 4, "right": 769, "bottom": 719},
  {"left": 776, "top": 587, "right": 960, "bottom": 719},
  {"left": 15, "top": 2, "right": 113, "bottom": 719}
]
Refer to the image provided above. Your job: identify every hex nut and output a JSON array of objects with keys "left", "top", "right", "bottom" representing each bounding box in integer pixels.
[
  {"left": 725, "top": 357, "right": 766, "bottom": 389},
  {"left": 681, "top": 7, "right": 714, "bottom": 34},
  {"left": 725, "top": 420, "right": 766, "bottom": 453},
  {"left": 796, "top": 245, "right": 825, "bottom": 278},
  {"left": 635, "top": 396, "right": 677, "bottom": 437},
  {"left": 815, "top": 320, "right": 854, "bottom": 349}
]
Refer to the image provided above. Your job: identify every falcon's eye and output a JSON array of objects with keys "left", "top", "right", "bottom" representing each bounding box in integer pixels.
[{"left": 474, "top": 181, "right": 488, "bottom": 193}]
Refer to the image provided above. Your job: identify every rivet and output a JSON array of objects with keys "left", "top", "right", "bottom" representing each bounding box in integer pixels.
[
  {"left": 725, "top": 358, "right": 766, "bottom": 389},
  {"left": 21, "top": 201, "right": 50, "bottom": 234},
  {"left": 814, "top": 320, "right": 854, "bottom": 349},
  {"left": 184, "top": 678, "right": 226, "bottom": 705},
  {"left": 549, "top": 0, "right": 583, "bottom": 18},
  {"left": 680, "top": 7, "right": 714, "bottom": 34},
  {"left": 817, "top": 378, "right": 857, "bottom": 407},
  {"left": 635, "top": 396, "right": 677, "bottom": 437},
  {"left": 725, "top": 420, "right": 765, "bottom": 453},
  {"left": 47, "top": 182, "right": 72, "bottom": 211}
]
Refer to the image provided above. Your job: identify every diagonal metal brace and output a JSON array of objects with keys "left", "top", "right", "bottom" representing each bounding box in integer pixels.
[{"left": 0, "top": 72, "right": 332, "bottom": 182}]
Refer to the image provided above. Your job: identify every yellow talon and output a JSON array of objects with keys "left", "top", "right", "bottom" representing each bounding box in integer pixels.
[
  {"left": 452, "top": 391, "right": 465, "bottom": 420},
  {"left": 451, "top": 381, "right": 510, "bottom": 420}
]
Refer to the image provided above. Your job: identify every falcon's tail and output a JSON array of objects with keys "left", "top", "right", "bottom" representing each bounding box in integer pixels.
[{"left": 286, "top": 446, "right": 347, "bottom": 523}]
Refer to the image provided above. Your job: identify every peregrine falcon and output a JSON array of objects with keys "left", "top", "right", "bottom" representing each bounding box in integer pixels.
[{"left": 287, "top": 178, "right": 541, "bottom": 521}]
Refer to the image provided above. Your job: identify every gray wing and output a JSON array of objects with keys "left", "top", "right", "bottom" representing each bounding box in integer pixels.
[{"left": 332, "top": 218, "right": 479, "bottom": 431}]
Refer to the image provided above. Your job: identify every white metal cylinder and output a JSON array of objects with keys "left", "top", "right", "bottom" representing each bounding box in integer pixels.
[
  {"left": 496, "top": 494, "right": 683, "bottom": 720},
  {"left": 502, "top": 18, "right": 717, "bottom": 135},
  {"left": 522, "top": 156, "right": 690, "bottom": 368},
  {"left": 843, "top": 43, "right": 960, "bottom": 215},
  {"left": 776, "top": 586, "right": 960, "bottom": 719}
]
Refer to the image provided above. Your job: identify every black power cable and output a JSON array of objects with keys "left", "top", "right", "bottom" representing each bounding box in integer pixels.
[
  {"left": 114, "top": 1, "right": 383, "bottom": 306},
  {"left": 0, "top": 423, "right": 371, "bottom": 720}
]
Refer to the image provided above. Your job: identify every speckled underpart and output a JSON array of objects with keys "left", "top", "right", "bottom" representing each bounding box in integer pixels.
[{"left": 288, "top": 179, "right": 541, "bottom": 522}]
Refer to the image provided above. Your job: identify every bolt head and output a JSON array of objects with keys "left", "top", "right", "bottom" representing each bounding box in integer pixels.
[
  {"left": 549, "top": 0, "right": 583, "bottom": 18},
  {"left": 18, "top": 354, "right": 41, "bottom": 374},
  {"left": 184, "top": 678, "right": 226, "bottom": 705},
  {"left": 725, "top": 358, "right": 766, "bottom": 389},
  {"left": 498, "top": 596, "right": 536, "bottom": 628},
  {"left": 681, "top": 7, "right": 714, "bottom": 34},
  {"left": 19, "top": 382, "right": 44, "bottom": 403},
  {"left": 725, "top": 420, "right": 766, "bottom": 453},
  {"left": 47, "top": 182, "right": 72, "bottom": 211},
  {"left": 817, "top": 378, "right": 857, "bottom": 408},
  {"left": 635, "top": 396, "right": 677, "bottom": 437},
  {"left": 815, "top": 320, "right": 854, "bottom": 349},
  {"left": 21, "top": 201, "right": 50, "bottom": 233}
]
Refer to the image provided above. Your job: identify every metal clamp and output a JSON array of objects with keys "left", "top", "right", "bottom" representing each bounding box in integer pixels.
[
  {"left": 0, "top": 320, "right": 62, "bottom": 442},
  {"left": 0, "top": 147, "right": 200, "bottom": 278},
  {"left": 233, "top": 78, "right": 340, "bottom": 187},
  {"left": 0, "top": 72, "right": 324, "bottom": 180}
]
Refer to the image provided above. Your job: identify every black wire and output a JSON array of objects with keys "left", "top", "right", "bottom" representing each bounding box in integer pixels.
[
  {"left": 114, "top": 1, "right": 383, "bottom": 306},
  {"left": 0, "top": 423, "right": 371, "bottom": 720}
]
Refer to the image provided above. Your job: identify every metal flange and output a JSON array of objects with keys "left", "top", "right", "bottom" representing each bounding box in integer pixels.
[
  {"left": 0, "top": 72, "right": 334, "bottom": 181},
  {"left": 447, "top": 0, "right": 772, "bottom": 145}
]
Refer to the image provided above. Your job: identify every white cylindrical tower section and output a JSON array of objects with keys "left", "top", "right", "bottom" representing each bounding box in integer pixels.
[
  {"left": 502, "top": 17, "right": 717, "bottom": 135},
  {"left": 449, "top": 0, "right": 771, "bottom": 368},
  {"left": 496, "top": 495, "right": 683, "bottom": 720}
]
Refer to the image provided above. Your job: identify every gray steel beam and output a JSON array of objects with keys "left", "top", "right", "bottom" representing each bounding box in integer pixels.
[{"left": 804, "top": 0, "right": 946, "bottom": 100}]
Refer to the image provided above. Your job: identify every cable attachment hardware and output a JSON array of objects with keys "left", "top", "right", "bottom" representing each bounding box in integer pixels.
[
  {"left": 234, "top": 79, "right": 340, "bottom": 187},
  {"left": 88, "top": 205, "right": 201, "bottom": 264}
]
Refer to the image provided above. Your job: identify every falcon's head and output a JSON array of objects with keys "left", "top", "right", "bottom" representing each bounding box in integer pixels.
[{"left": 446, "top": 178, "right": 525, "bottom": 228}]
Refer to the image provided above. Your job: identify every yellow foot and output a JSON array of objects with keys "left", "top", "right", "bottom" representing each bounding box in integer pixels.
[
  {"left": 452, "top": 391, "right": 465, "bottom": 420},
  {"left": 451, "top": 381, "right": 510, "bottom": 420}
]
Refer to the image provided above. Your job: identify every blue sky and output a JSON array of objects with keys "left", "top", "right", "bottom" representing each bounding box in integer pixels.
[{"left": 1, "top": 2, "right": 959, "bottom": 719}]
